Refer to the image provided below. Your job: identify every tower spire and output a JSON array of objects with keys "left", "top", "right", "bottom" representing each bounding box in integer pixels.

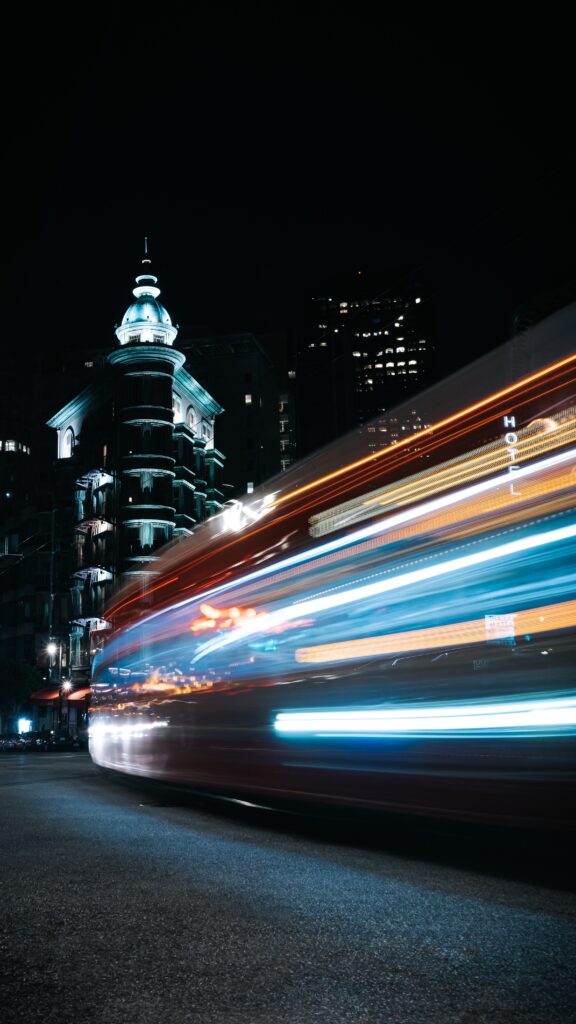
[{"left": 142, "top": 237, "right": 151, "bottom": 266}]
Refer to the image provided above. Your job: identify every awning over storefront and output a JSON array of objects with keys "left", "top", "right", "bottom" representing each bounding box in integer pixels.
[
  {"left": 30, "top": 689, "right": 60, "bottom": 703},
  {"left": 30, "top": 688, "right": 91, "bottom": 703}
]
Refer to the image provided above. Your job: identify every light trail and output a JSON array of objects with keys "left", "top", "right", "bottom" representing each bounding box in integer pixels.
[
  {"left": 310, "top": 411, "right": 576, "bottom": 537},
  {"left": 273, "top": 694, "right": 576, "bottom": 736},
  {"left": 294, "top": 597, "right": 576, "bottom": 664},
  {"left": 191, "top": 520, "right": 576, "bottom": 664},
  {"left": 273, "top": 353, "right": 576, "bottom": 509},
  {"left": 106, "top": 357, "right": 576, "bottom": 621},
  {"left": 120, "top": 446, "right": 576, "bottom": 641}
]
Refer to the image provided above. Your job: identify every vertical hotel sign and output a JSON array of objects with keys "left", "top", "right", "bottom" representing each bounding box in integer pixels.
[{"left": 503, "top": 413, "right": 521, "bottom": 493}]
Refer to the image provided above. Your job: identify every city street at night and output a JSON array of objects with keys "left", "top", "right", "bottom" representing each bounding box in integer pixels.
[
  {"left": 1, "top": 752, "right": 575, "bottom": 1023},
  {"left": 2, "top": 15, "right": 576, "bottom": 1024}
]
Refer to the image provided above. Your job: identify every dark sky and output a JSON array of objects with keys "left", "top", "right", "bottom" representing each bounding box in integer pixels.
[{"left": 3, "top": 13, "right": 576, "bottom": 377}]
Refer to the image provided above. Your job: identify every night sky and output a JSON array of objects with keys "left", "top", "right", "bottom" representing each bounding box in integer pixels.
[{"left": 3, "top": 14, "right": 576, "bottom": 381}]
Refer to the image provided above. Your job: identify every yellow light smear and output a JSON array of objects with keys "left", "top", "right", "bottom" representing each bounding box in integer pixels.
[
  {"left": 295, "top": 598, "right": 576, "bottom": 664},
  {"left": 310, "top": 412, "right": 576, "bottom": 538},
  {"left": 378, "top": 469, "right": 576, "bottom": 546}
]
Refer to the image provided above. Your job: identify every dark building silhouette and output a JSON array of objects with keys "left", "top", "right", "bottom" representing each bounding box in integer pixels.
[{"left": 179, "top": 333, "right": 280, "bottom": 498}]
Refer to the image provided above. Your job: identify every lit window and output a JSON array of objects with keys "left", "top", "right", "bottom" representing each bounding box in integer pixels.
[
  {"left": 396, "top": 346, "right": 405, "bottom": 353},
  {"left": 415, "top": 297, "right": 421, "bottom": 304},
  {"left": 386, "top": 362, "right": 394, "bottom": 367},
  {"left": 353, "top": 351, "right": 361, "bottom": 357},
  {"left": 61, "top": 428, "right": 74, "bottom": 459},
  {"left": 84, "top": 361, "right": 94, "bottom": 368},
  {"left": 245, "top": 394, "right": 252, "bottom": 404},
  {"left": 247, "top": 482, "right": 254, "bottom": 494},
  {"left": 396, "top": 337, "right": 404, "bottom": 341},
  {"left": 288, "top": 370, "right": 296, "bottom": 379},
  {"left": 5, "top": 440, "right": 17, "bottom": 451},
  {"left": 397, "top": 361, "right": 406, "bottom": 367},
  {"left": 320, "top": 341, "right": 327, "bottom": 347},
  {"left": 409, "top": 360, "right": 417, "bottom": 365},
  {"left": 375, "top": 363, "right": 383, "bottom": 368},
  {"left": 153, "top": 335, "right": 163, "bottom": 344}
]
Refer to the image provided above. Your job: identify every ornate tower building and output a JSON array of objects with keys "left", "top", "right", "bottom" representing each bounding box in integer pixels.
[{"left": 48, "top": 253, "right": 226, "bottom": 685}]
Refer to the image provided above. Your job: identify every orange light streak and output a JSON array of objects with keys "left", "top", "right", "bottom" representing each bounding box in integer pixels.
[
  {"left": 295, "top": 598, "right": 576, "bottom": 664},
  {"left": 107, "top": 575, "right": 180, "bottom": 619}
]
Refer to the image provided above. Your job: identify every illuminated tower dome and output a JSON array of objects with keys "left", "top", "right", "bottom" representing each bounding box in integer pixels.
[{"left": 114, "top": 257, "right": 178, "bottom": 348}]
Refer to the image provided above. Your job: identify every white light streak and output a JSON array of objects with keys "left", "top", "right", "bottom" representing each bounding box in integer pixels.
[{"left": 273, "top": 695, "right": 576, "bottom": 735}]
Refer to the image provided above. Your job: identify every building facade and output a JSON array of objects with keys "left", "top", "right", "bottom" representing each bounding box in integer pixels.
[{"left": 46, "top": 256, "right": 226, "bottom": 687}]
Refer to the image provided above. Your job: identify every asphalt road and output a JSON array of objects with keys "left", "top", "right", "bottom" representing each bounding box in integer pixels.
[{"left": 1, "top": 752, "right": 575, "bottom": 1024}]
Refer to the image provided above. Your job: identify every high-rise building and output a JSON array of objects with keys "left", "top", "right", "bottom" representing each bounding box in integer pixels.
[{"left": 294, "top": 273, "right": 434, "bottom": 457}]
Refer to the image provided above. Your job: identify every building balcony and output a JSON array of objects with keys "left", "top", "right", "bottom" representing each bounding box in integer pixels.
[
  {"left": 121, "top": 405, "right": 174, "bottom": 425},
  {"left": 121, "top": 503, "right": 176, "bottom": 522},
  {"left": 122, "top": 453, "right": 175, "bottom": 471},
  {"left": 173, "top": 421, "right": 196, "bottom": 441},
  {"left": 175, "top": 512, "right": 196, "bottom": 530},
  {"left": 173, "top": 464, "right": 196, "bottom": 485}
]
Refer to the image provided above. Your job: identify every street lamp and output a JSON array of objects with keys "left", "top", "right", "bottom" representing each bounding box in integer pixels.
[
  {"left": 46, "top": 640, "right": 63, "bottom": 685},
  {"left": 58, "top": 680, "right": 72, "bottom": 737},
  {"left": 47, "top": 641, "right": 64, "bottom": 734}
]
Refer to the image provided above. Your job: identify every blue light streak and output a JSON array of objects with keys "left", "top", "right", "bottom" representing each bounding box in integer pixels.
[{"left": 192, "top": 520, "right": 576, "bottom": 664}]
